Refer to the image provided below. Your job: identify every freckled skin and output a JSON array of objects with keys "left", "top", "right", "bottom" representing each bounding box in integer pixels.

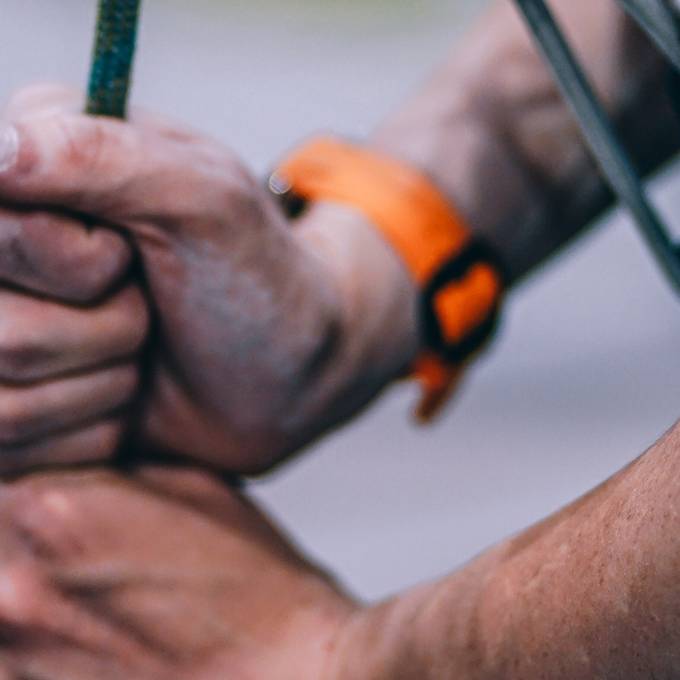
[{"left": 324, "top": 423, "right": 680, "bottom": 680}]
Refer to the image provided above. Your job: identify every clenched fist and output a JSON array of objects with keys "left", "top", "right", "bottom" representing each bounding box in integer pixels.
[{"left": 0, "top": 84, "right": 416, "bottom": 474}]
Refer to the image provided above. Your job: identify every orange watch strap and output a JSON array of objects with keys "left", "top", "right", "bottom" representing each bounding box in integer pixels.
[
  {"left": 274, "top": 138, "right": 469, "bottom": 286},
  {"left": 273, "top": 137, "right": 504, "bottom": 420}
]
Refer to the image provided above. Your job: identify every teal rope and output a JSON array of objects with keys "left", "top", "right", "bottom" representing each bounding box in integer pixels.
[{"left": 86, "top": 0, "right": 141, "bottom": 118}]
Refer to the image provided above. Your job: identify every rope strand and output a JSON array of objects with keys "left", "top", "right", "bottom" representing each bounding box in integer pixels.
[{"left": 86, "top": 0, "right": 141, "bottom": 118}]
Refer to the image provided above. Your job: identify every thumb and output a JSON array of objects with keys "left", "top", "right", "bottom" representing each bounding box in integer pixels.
[
  {"left": 0, "top": 113, "right": 245, "bottom": 230},
  {"left": 3, "top": 83, "right": 83, "bottom": 121}
]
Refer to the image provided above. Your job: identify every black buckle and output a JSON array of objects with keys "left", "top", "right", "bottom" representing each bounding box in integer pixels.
[
  {"left": 421, "top": 240, "right": 505, "bottom": 364},
  {"left": 268, "top": 171, "right": 308, "bottom": 218}
]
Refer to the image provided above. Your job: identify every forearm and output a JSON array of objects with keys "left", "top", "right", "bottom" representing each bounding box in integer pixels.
[
  {"left": 372, "top": 0, "right": 680, "bottom": 283},
  {"left": 327, "top": 419, "right": 680, "bottom": 679}
]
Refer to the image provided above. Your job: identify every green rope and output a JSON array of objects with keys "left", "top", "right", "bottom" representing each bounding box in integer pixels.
[{"left": 86, "top": 0, "right": 142, "bottom": 118}]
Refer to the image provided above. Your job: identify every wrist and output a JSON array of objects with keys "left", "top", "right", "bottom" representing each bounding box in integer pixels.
[
  {"left": 296, "top": 202, "right": 421, "bottom": 382},
  {"left": 324, "top": 583, "right": 469, "bottom": 680},
  {"left": 272, "top": 133, "right": 508, "bottom": 425},
  {"left": 323, "top": 593, "right": 425, "bottom": 680},
  {"left": 324, "top": 553, "right": 509, "bottom": 680},
  {"left": 264, "top": 578, "right": 360, "bottom": 680},
  {"left": 370, "top": 106, "right": 542, "bottom": 287}
]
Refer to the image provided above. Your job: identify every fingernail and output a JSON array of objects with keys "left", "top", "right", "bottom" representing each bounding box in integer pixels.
[{"left": 0, "top": 124, "right": 19, "bottom": 173}]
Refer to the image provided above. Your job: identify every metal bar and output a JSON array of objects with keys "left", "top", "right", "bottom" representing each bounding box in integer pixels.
[
  {"left": 514, "top": 0, "right": 680, "bottom": 293},
  {"left": 617, "top": 0, "right": 680, "bottom": 72}
]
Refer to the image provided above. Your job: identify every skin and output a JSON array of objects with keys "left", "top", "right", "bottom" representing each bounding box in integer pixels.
[
  {"left": 1, "top": 421, "right": 680, "bottom": 679},
  {"left": 0, "top": 86, "right": 415, "bottom": 474},
  {"left": 0, "top": 0, "right": 679, "bottom": 676},
  {"left": 326, "top": 420, "right": 680, "bottom": 680},
  {"left": 371, "top": 0, "right": 680, "bottom": 282},
  {"left": 0, "top": 2, "right": 676, "bottom": 476},
  {"left": 0, "top": 466, "right": 355, "bottom": 679},
  {"left": 0, "top": 93, "right": 147, "bottom": 470}
]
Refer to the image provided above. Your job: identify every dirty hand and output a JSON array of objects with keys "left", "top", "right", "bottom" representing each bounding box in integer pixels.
[
  {"left": 0, "top": 84, "right": 416, "bottom": 473},
  {"left": 0, "top": 467, "right": 355, "bottom": 679},
  {"left": 0, "top": 90, "right": 146, "bottom": 472}
]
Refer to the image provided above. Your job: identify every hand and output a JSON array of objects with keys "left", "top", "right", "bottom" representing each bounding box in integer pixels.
[
  {"left": 0, "top": 85, "right": 418, "bottom": 473},
  {"left": 0, "top": 89, "right": 147, "bottom": 471},
  {"left": 0, "top": 466, "right": 356, "bottom": 679}
]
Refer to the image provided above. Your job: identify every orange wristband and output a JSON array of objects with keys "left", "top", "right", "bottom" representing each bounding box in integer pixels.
[{"left": 271, "top": 137, "right": 504, "bottom": 420}]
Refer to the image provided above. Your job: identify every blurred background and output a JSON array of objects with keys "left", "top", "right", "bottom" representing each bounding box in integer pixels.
[{"left": 2, "top": 0, "right": 679, "bottom": 602}]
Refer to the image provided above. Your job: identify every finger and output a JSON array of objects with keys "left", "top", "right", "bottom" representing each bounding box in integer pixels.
[
  {"left": 0, "top": 566, "right": 160, "bottom": 671},
  {"left": 0, "top": 363, "right": 138, "bottom": 447},
  {"left": 0, "top": 114, "right": 258, "bottom": 227},
  {"left": 4, "top": 83, "right": 197, "bottom": 141},
  {"left": 3, "top": 83, "right": 82, "bottom": 121},
  {"left": 2, "top": 650, "right": 161, "bottom": 680},
  {"left": 0, "top": 420, "right": 126, "bottom": 474},
  {"left": 0, "top": 208, "right": 132, "bottom": 303},
  {"left": 0, "top": 285, "right": 148, "bottom": 384}
]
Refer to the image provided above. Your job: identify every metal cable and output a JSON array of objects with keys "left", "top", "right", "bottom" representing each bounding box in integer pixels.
[
  {"left": 86, "top": 0, "right": 141, "bottom": 118},
  {"left": 83, "top": 0, "right": 680, "bottom": 293},
  {"left": 514, "top": 0, "right": 680, "bottom": 293},
  {"left": 617, "top": 0, "right": 680, "bottom": 72}
]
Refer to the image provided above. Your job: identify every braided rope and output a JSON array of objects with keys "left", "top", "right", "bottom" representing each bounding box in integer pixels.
[{"left": 86, "top": 0, "right": 141, "bottom": 118}]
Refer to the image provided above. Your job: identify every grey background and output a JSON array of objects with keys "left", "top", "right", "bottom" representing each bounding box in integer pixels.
[{"left": 2, "top": 0, "right": 679, "bottom": 602}]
